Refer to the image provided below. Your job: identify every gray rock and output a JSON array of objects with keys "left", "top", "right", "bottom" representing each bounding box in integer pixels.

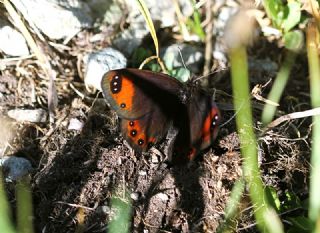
[
  {"left": 113, "top": 0, "right": 193, "bottom": 55},
  {"left": 125, "top": 0, "right": 193, "bottom": 28},
  {"left": 0, "top": 19, "right": 29, "bottom": 56},
  {"left": 85, "top": 0, "right": 122, "bottom": 25},
  {"left": 213, "top": 6, "right": 239, "bottom": 68},
  {"left": 113, "top": 25, "right": 149, "bottom": 56},
  {"left": 248, "top": 58, "right": 278, "bottom": 77},
  {"left": 11, "top": 0, "right": 93, "bottom": 41},
  {"left": 162, "top": 43, "right": 204, "bottom": 75},
  {"left": 8, "top": 108, "right": 47, "bottom": 123},
  {"left": 0, "top": 156, "right": 32, "bottom": 182},
  {"left": 84, "top": 48, "right": 127, "bottom": 90}
]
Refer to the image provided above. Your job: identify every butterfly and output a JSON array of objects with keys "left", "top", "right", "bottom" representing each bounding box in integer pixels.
[{"left": 101, "top": 68, "right": 220, "bottom": 163}]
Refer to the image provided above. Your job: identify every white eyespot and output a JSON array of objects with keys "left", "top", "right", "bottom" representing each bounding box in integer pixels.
[
  {"left": 114, "top": 75, "right": 119, "bottom": 79},
  {"left": 113, "top": 81, "right": 118, "bottom": 85},
  {"left": 215, "top": 115, "right": 219, "bottom": 120},
  {"left": 114, "top": 88, "right": 118, "bottom": 91}
]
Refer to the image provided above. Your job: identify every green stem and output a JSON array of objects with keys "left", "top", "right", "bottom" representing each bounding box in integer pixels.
[
  {"left": 261, "top": 50, "right": 297, "bottom": 125},
  {"left": 230, "top": 46, "right": 283, "bottom": 233},
  {"left": 307, "top": 21, "right": 320, "bottom": 231},
  {"left": 16, "top": 177, "right": 34, "bottom": 233},
  {"left": 0, "top": 172, "right": 16, "bottom": 233}
]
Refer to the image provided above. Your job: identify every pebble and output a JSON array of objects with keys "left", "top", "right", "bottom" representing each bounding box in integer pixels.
[
  {"left": 138, "top": 170, "right": 147, "bottom": 176},
  {"left": 96, "top": 205, "right": 111, "bottom": 215},
  {"left": 0, "top": 156, "right": 32, "bottom": 182},
  {"left": 7, "top": 108, "right": 47, "bottom": 123},
  {"left": 0, "top": 19, "right": 29, "bottom": 57},
  {"left": 156, "top": 193, "right": 169, "bottom": 201},
  {"left": 150, "top": 154, "right": 159, "bottom": 164},
  {"left": 68, "top": 118, "right": 84, "bottom": 131},
  {"left": 84, "top": 47, "right": 127, "bottom": 91},
  {"left": 130, "top": 192, "right": 140, "bottom": 201}
]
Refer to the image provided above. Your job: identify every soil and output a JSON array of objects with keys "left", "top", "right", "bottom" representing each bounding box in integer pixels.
[{"left": 0, "top": 29, "right": 311, "bottom": 233}]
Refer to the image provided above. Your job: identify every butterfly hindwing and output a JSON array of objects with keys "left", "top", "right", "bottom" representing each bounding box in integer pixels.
[
  {"left": 120, "top": 107, "right": 171, "bottom": 152},
  {"left": 172, "top": 91, "right": 220, "bottom": 162},
  {"left": 189, "top": 93, "right": 220, "bottom": 150}
]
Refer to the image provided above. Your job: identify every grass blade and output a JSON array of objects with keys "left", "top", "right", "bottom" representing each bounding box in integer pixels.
[
  {"left": 0, "top": 172, "right": 15, "bottom": 233},
  {"left": 108, "top": 190, "right": 132, "bottom": 233},
  {"left": 16, "top": 177, "right": 34, "bottom": 233},
  {"left": 261, "top": 50, "right": 297, "bottom": 125},
  {"left": 217, "top": 179, "right": 245, "bottom": 233},
  {"left": 306, "top": 20, "right": 320, "bottom": 231},
  {"left": 134, "top": 0, "right": 159, "bottom": 57},
  {"left": 226, "top": 10, "right": 284, "bottom": 233}
]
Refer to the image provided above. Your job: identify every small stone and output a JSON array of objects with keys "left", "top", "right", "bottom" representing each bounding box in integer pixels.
[
  {"left": 150, "top": 154, "right": 159, "bottom": 164},
  {"left": 0, "top": 156, "right": 32, "bottom": 182},
  {"left": 8, "top": 108, "right": 47, "bottom": 123},
  {"left": 139, "top": 170, "right": 147, "bottom": 176},
  {"left": 84, "top": 48, "right": 127, "bottom": 91},
  {"left": 117, "top": 157, "right": 122, "bottom": 165},
  {"left": 0, "top": 19, "right": 29, "bottom": 56},
  {"left": 210, "top": 155, "right": 219, "bottom": 163},
  {"left": 68, "top": 118, "right": 84, "bottom": 131},
  {"left": 96, "top": 205, "right": 111, "bottom": 215},
  {"left": 130, "top": 192, "right": 140, "bottom": 201},
  {"left": 216, "top": 180, "right": 222, "bottom": 190},
  {"left": 156, "top": 193, "right": 169, "bottom": 201}
]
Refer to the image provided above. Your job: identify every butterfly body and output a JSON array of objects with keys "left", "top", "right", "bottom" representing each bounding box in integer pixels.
[{"left": 101, "top": 68, "right": 220, "bottom": 163}]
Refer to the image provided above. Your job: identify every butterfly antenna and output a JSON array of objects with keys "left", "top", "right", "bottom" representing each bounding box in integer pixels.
[
  {"left": 193, "top": 67, "right": 227, "bottom": 82},
  {"left": 219, "top": 100, "right": 246, "bottom": 128},
  {"left": 177, "top": 46, "right": 188, "bottom": 70}
]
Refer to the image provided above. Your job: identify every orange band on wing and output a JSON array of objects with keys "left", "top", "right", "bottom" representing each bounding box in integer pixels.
[
  {"left": 202, "top": 108, "right": 219, "bottom": 142},
  {"left": 113, "top": 77, "right": 134, "bottom": 110},
  {"left": 127, "top": 120, "right": 147, "bottom": 147}
]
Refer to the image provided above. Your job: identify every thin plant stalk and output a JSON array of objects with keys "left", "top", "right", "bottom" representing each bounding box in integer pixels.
[
  {"left": 108, "top": 190, "right": 132, "bottom": 233},
  {"left": 16, "top": 177, "right": 34, "bottom": 233},
  {"left": 306, "top": 21, "right": 320, "bottom": 232},
  {"left": 217, "top": 179, "right": 245, "bottom": 233},
  {"left": 261, "top": 50, "right": 297, "bottom": 125},
  {"left": 0, "top": 172, "right": 16, "bottom": 233},
  {"left": 229, "top": 45, "right": 283, "bottom": 233}
]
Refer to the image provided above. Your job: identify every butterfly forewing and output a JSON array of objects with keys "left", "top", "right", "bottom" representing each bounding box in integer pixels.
[{"left": 101, "top": 69, "right": 184, "bottom": 119}]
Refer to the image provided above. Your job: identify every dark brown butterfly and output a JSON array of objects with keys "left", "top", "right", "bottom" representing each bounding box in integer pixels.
[{"left": 101, "top": 68, "right": 220, "bottom": 163}]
